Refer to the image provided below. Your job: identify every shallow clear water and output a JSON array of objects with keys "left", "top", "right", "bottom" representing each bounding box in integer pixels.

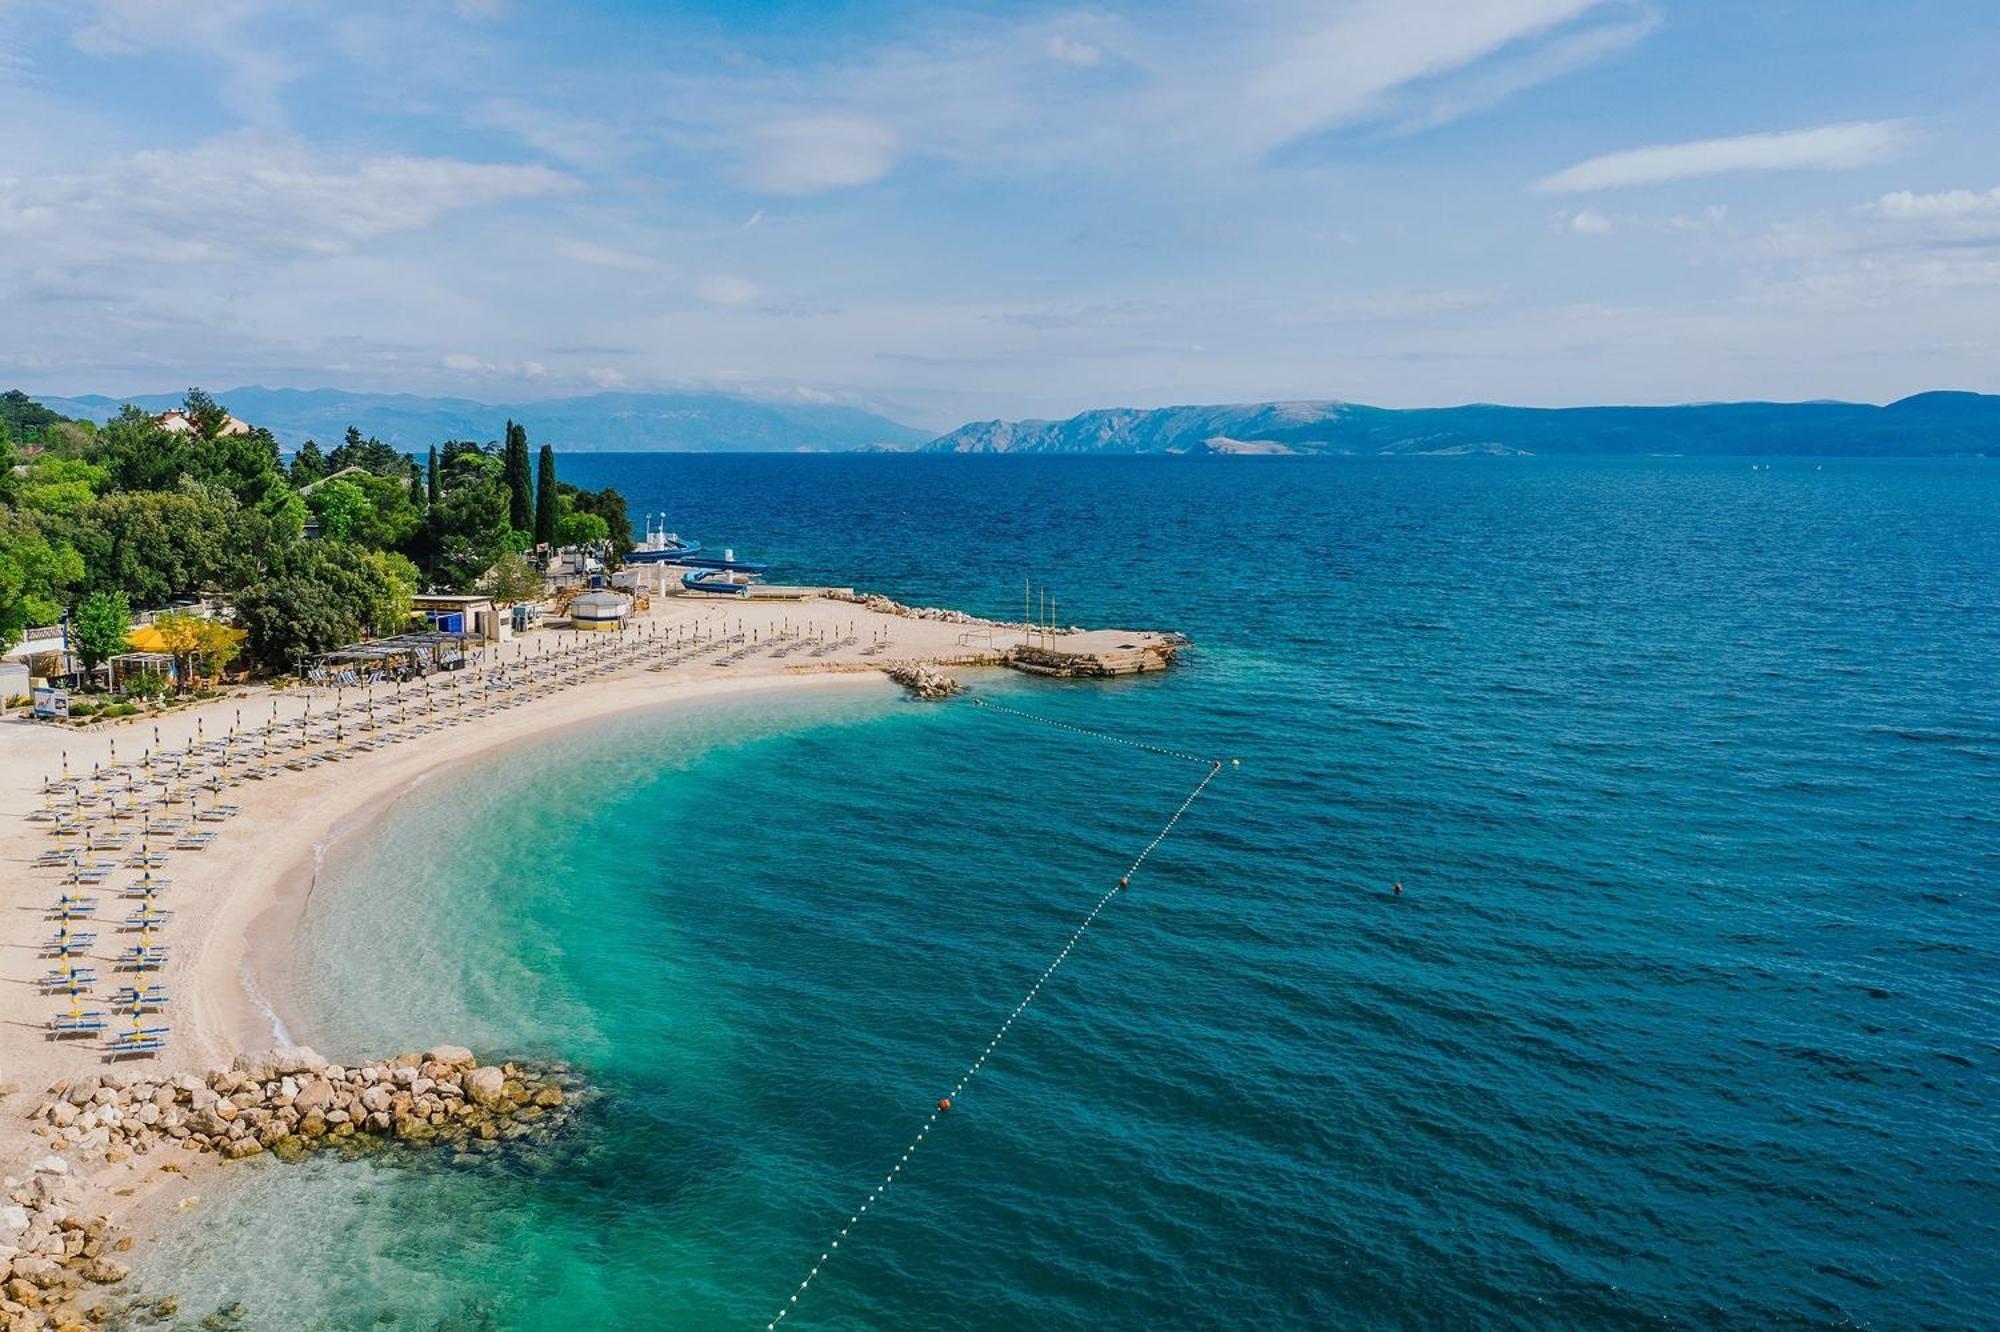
[{"left": 141, "top": 456, "right": 1998, "bottom": 1329}]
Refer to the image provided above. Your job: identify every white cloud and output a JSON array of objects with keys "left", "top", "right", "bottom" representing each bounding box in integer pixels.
[
  {"left": 1563, "top": 209, "right": 1614, "bottom": 234},
  {"left": 1045, "top": 35, "right": 1100, "bottom": 67},
  {"left": 1865, "top": 186, "right": 2000, "bottom": 221},
  {"left": 739, "top": 115, "right": 900, "bottom": 195},
  {"left": 695, "top": 273, "right": 759, "bottom": 306},
  {"left": 555, "top": 238, "right": 671, "bottom": 273},
  {"left": 442, "top": 352, "right": 485, "bottom": 372},
  {"left": 69, "top": 0, "right": 300, "bottom": 126},
  {"left": 1535, "top": 120, "right": 1912, "bottom": 192},
  {"left": 0, "top": 132, "right": 576, "bottom": 265},
  {"left": 1245, "top": 0, "right": 1615, "bottom": 150},
  {"left": 586, "top": 366, "right": 627, "bottom": 388},
  {"left": 1669, "top": 204, "right": 1729, "bottom": 231}
]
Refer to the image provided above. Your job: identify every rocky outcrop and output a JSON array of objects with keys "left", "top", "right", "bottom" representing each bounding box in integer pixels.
[
  {"left": 5, "top": 1047, "right": 588, "bottom": 1327},
  {"left": 829, "top": 591, "right": 1060, "bottom": 634},
  {"left": 883, "top": 663, "right": 963, "bottom": 700},
  {"left": 25, "top": 1048, "right": 583, "bottom": 1171}
]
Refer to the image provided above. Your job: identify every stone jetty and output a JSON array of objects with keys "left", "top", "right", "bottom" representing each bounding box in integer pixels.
[
  {"left": 884, "top": 662, "right": 964, "bottom": 700},
  {"left": 0, "top": 1046, "right": 586, "bottom": 1329},
  {"left": 28, "top": 1047, "right": 582, "bottom": 1164}
]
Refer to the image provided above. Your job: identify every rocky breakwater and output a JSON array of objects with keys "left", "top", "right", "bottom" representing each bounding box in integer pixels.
[
  {"left": 0, "top": 1152, "right": 135, "bottom": 1329},
  {"left": 27, "top": 1047, "right": 584, "bottom": 1167},
  {"left": 832, "top": 591, "right": 1025, "bottom": 630},
  {"left": 884, "top": 662, "right": 964, "bottom": 700}
]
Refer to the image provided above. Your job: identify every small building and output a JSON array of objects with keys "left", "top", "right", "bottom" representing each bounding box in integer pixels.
[
  {"left": 156, "top": 408, "right": 254, "bottom": 436},
  {"left": 569, "top": 590, "right": 630, "bottom": 632},
  {"left": 411, "top": 594, "right": 504, "bottom": 642}
]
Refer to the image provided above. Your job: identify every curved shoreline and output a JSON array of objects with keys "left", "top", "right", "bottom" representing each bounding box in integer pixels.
[
  {"left": 0, "top": 592, "right": 1179, "bottom": 1284},
  {"left": 230, "top": 669, "right": 893, "bottom": 1060}
]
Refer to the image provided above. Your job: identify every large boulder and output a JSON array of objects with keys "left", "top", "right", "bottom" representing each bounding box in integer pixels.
[
  {"left": 424, "top": 1045, "right": 475, "bottom": 1069},
  {"left": 292, "top": 1079, "right": 336, "bottom": 1115},
  {"left": 463, "top": 1067, "right": 506, "bottom": 1109}
]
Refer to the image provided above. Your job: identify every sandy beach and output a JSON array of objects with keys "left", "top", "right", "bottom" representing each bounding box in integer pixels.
[{"left": 0, "top": 592, "right": 1170, "bottom": 1266}]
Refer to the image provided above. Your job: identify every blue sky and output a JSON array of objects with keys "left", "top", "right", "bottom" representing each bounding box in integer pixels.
[{"left": 1, "top": 0, "right": 1995, "bottom": 427}]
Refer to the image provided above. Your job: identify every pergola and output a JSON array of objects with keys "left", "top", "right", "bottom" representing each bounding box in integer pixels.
[{"left": 305, "top": 631, "right": 470, "bottom": 685}]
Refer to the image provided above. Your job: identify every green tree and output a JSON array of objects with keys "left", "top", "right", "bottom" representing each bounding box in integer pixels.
[
  {"left": 0, "top": 390, "right": 72, "bottom": 444},
  {"left": 533, "top": 445, "right": 557, "bottom": 547},
  {"left": 73, "top": 590, "right": 131, "bottom": 673},
  {"left": 289, "top": 438, "right": 327, "bottom": 486},
  {"left": 181, "top": 388, "right": 229, "bottom": 438},
  {"left": 305, "top": 476, "right": 370, "bottom": 542},
  {"left": 14, "top": 457, "right": 109, "bottom": 517},
  {"left": 502, "top": 421, "right": 533, "bottom": 532},
  {"left": 74, "top": 481, "right": 238, "bottom": 606},
  {"left": 235, "top": 543, "right": 412, "bottom": 672},
  {"left": 554, "top": 510, "right": 609, "bottom": 548},
  {"left": 328, "top": 426, "right": 407, "bottom": 476},
  {"left": 426, "top": 446, "right": 440, "bottom": 506},
  {"left": 476, "top": 549, "right": 544, "bottom": 603}
]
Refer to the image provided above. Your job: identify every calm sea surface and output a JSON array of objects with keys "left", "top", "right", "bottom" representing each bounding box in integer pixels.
[{"left": 142, "top": 456, "right": 1998, "bottom": 1329}]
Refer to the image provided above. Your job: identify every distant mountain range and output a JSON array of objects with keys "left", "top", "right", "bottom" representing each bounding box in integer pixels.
[
  {"left": 27, "top": 386, "right": 2000, "bottom": 456},
  {"left": 922, "top": 393, "right": 2000, "bottom": 457},
  {"left": 36, "top": 386, "right": 929, "bottom": 453}
]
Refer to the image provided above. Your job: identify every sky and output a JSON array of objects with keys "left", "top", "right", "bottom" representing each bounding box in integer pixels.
[{"left": 1, "top": 0, "right": 1996, "bottom": 428}]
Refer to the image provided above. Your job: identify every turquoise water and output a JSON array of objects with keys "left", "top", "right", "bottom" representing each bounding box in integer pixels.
[{"left": 141, "top": 457, "right": 1997, "bottom": 1328}]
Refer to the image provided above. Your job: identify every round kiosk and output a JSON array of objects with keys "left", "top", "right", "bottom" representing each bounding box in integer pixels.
[{"left": 569, "top": 589, "right": 631, "bottom": 632}]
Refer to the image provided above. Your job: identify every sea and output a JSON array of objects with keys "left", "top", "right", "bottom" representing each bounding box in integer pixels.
[{"left": 138, "top": 455, "right": 1997, "bottom": 1329}]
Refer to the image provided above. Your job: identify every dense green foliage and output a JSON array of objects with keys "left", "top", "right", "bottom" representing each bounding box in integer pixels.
[
  {"left": 533, "top": 445, "right": 557, "bottom": 547},
  {"left": 502, "top": 421, "right": 533, "bottom": 533},
  {"left": 72, "top": 590, "right": 131, "bottom": 672},
  {"left": 0, "top": 389, "right": 625, "bottom": 673}
]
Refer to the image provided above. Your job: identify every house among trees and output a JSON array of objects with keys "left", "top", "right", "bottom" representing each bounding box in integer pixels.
[{"left": 155, "top": 407, "right": 254, "bottom": 437}]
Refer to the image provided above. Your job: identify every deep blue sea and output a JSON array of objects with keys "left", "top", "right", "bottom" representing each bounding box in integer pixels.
[{"left": 143, "top": 456, "right": 1997, "bottom": 1329}]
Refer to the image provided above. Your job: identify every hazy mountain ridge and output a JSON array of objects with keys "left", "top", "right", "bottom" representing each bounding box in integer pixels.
[
  {"left": 922, "top": 392, "right": 2000, "bottom": 456},
  {"left": 37, "top": 386, "right": 930, "bottom": 453}
]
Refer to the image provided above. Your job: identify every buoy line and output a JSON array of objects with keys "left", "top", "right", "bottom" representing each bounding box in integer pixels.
[{"left": 765, "top": 698, "right": 1224, "bottom": 1329}]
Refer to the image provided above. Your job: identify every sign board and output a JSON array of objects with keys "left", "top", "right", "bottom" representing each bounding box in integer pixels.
[{"left": 32, "top": 686, "right": 69, "bottom": 719}]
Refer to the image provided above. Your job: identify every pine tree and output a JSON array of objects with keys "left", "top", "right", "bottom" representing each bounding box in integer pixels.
[
  {"left": 289, "top": 438, "right": 327, "bottom": 486},
  {"left": 426, "top": 445, "right": 440, "bottom": 506},
  {"left": 533, "top": 445, "right": 557, "bottom": 547},
  {"left": 502, "top": 421, "right": 533, "bottom": 532}
]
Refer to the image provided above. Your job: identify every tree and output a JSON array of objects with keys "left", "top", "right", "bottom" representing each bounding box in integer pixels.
[
  {"left": 554, "top": 510, "right": 609, "bottom": 548},
  {"left": 426, "top": 446, "right": 440, "bottom": 507},
  {"left": 533, "top": 445, "right": 557, "bottom": 547},
  {"left": 476, "top": 549, "right": 545, "bottom": 603},
  {"left": 148, "top": 611, "right": 207, "bottom": 688},
  {"left": 181, "top": 388, "right": 229, "bottom": 438},
  {"left": 328, "top": 426, "right": 407, "bottom": 476},
  {"left": 502, "top": 421, "right": 533, "bottom": 532},
  {"left": 73, "top": 590, "right": 131, "bottom": 673},
  {"left": 290, "top": 438, "right": 327, "bottom": 486},
  {"left": 305, "top": 476, "right": 370, "bottom": 542},
  {"left": 74, "top": 483, "right": 236, "bottom": 606},
  {"left": 562, "top": 483, "right": 632, "bottom": 567},
  {"left": 236, "top": 543, "right": 413, "bottom": 672},
  {"left": 0, "top": 390, "right": 72, "bottom": 444}
]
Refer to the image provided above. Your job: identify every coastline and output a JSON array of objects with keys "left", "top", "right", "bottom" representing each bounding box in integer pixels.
[{"left": 0, "top": 593, "right": 1174, "bottom": 1303}]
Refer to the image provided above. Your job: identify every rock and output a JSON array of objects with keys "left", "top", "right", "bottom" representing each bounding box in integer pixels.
[
  {"left": 0, "top": 1210, "right": 22, "bottom": 1236},
  {"left": 27, "top": 1160, "right": 64, "bottom": 1179},
  {"left": 293, "top": 1079, "right": 335, "bottom": 1114},
  {"left": 8, "top": 1258, "right": 59, "bottom": 1290},
  {"left": 463, "top": 1068, "right": 507, "bottom": 1109},
  {"left": 424, "top": 1045, "right": 475, "bottom": 1068}
]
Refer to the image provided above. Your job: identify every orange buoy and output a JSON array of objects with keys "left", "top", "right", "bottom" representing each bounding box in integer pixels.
[{"left": 937, "top": 1098, "right": 952, "bottom": 1113}]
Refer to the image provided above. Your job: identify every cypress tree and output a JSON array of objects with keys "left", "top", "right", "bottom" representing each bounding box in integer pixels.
[
  {"left": 503, "top": 421, "right": 533, "bottom": 532},
  {"left": 534, "top": 445, "right": 557, "bottom": 547},
  {"left": 426, "top": 445, "right": 440, "bottom": 506}
]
